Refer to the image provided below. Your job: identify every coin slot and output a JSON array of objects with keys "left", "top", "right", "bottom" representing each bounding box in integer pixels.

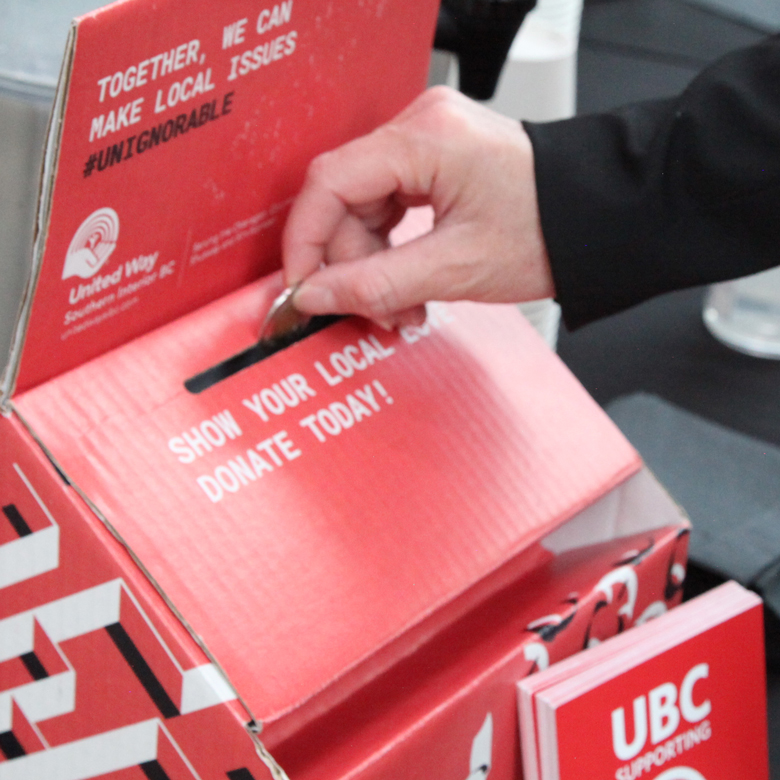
[{"left": 184, "top": 315, "right": 342, "bottom": 394}]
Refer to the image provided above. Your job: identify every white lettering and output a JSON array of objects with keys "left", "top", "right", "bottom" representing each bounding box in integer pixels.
[
  {"left": 313, "top": 336, "right": 396, "bottom": 388},
  {"left": 611, "top": 663, "right": 713, "bottom": 766},
  {"left": 153, "top": 68, "right": 215, "bottom": 113},
  {"left": 612, "top": 696, "right": 648, "bottom": 761},
  {"left": 194, "top": 430, "right": 299, "bottom": 502},
  {"left": 354, "top": 385, "right": 380, "bottom": 412},
  {"left": 215, "top": 465, "right": 240, "bottom": 493},
  {"left": 298, "top": 383, "right": 389, "bottom": 442},
  {"left": 169, "top": 411, "right": 243, "bottom": 463},
  {"left": 223, "top": 18, "right": 248, "bottom": 48},
  {"left": 125, "top": 252, "right": 159, "bottom": 277},
  {"left": 242, "top": 374, "right": 317, "bottom": 418},
  {"left": 314, "top": 360, "right": 342, "bottom": 387},
  {"left": 242, "top": 394, "right": 269, "bottom": 422},
  {"left": 123, "top": 66, "right": 137, "bottom": 92},
  {"left": 160, "top": 49, "right": 176, "bottom": 78},
  {"left": 260, "top": 388, "right": 285, "bottom": 416},
  {"left": 614, "top": 721, "right": 711, "bottom": 780},
  {"left": 649, "top": 683, "right": 680, "bottom": 744},
  {"left": 96, "top": 40, "right": 201, "bottom": 102},
  {"left": 68, "top": 267, "right": 123, "bottom": 305},
  {"left": 226, "top": 30, "right": 297, "bottom": 81},
  {"left": 346, "top": 393, "right": 372, "bottom": 421},
  {"left": 680, "top": 663, "right": 711, "bottom": 723},
  {"left": 299, "top": 414, "right": 326, "bottom": 442},
  {"left": 257, "top": 1, "right": 293, "bottom": 34},
  {"left": 89, "top": 98, "right": 144, "bottom": 141},
  {"left": 116, "top": 103, "right": 132, "bottom": 130},
  {"left": 197, "top": 475, "right": 222, "bottom": 502},
  {"left": 109, "top": 72, "right": 123, "bottom": 98},
  {"left": 97, "top": 75, "right": 111, "bottom": 102}
]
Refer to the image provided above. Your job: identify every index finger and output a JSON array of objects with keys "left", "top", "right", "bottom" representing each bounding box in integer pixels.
[{"left": 282, "top": 125, "right": 433, "bottom": 285}]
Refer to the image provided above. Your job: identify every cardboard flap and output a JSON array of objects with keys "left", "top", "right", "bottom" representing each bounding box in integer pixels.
[
  {"left": 13, "top": 282, "right": 641, "bottom": 734},
  {"left": 2, "top": 0, "right": 438, "bottom": 398}
]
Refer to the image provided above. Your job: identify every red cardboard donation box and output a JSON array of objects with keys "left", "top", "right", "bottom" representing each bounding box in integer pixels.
[{"left": 0, "top": 2, "right": 690, "bottom": 779}]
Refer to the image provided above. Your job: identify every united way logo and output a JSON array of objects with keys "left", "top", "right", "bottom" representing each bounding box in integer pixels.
[{"left": 61, "top": 207, "right": 120, "bottom": 280}]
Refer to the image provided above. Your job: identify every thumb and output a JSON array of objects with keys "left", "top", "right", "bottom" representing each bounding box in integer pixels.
[
  {"left": 292, "top": 217, "right": 514, "bottom": 321},
  {"left": 292, "top": 230, "right": 456, "bottom": 321},
  {"left": 292, "top": 248, "right": 419, "bottom": 322}
]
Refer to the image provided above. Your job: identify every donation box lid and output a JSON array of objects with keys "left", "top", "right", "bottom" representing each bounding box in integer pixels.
[{"left": 2, "top": 0, "right": 438, "bottom": 397}]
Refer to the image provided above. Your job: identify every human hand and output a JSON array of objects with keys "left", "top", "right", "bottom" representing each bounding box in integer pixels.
[{"left": 282, "top": 85, "right": 555, "bottom": 329}]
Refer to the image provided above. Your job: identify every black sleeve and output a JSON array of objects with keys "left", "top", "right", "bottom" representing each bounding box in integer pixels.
[{"left": 524, "top": 33, "right": 780, "bottom": 329}]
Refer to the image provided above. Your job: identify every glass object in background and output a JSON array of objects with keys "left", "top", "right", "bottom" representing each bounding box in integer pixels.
[
  {"left": 489, "top": 0, "right": 584, "bottom": 349},
  {"left": 703, "top": 267, "right": 780, "bottom": 359},
  {"left": 485, "top": 0, "right": 584, "bottom": 122}
]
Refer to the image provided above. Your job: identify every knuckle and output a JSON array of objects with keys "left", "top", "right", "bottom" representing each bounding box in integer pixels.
[
  {"left": 351, "top": 268, "right": 401, "bottom": 319},
  {"left": 419, "top": 95, "right": 470, "bottom": 142},
  {"left": 305, "top": 151, "right": 336, "bottom": 185},
  {"left": 423, "top": 84, "right": 457, "bottom": 106},
  {"left": 374, "top": 125, "right": 430, "bottom": 197}
]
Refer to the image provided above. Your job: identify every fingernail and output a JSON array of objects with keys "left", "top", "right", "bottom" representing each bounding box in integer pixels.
[{"left": 293, "top": 281, "right": 337, "bottom": 314}]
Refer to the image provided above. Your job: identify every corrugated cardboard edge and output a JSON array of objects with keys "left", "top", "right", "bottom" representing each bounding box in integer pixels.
[
  {"left": 540, "top": 466, "right": 692, "bottom": 555},
  {"left": 259, "top": 454, "right": 644, "bottom": 745},
  {"left": 0, "top": 24, "right": 76, "bottom": 408},
  {"left": 8, "top": 400, "right": 291, "bottom": 780}
]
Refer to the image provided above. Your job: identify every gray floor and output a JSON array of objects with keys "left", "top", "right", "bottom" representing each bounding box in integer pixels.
[{"left": 569, "top": 3, "right": 780, "bottom": 774}]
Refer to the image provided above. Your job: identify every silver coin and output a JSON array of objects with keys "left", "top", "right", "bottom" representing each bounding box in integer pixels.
[{"left": 259, "top": 282, "right": 311, "bottom": 343}]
